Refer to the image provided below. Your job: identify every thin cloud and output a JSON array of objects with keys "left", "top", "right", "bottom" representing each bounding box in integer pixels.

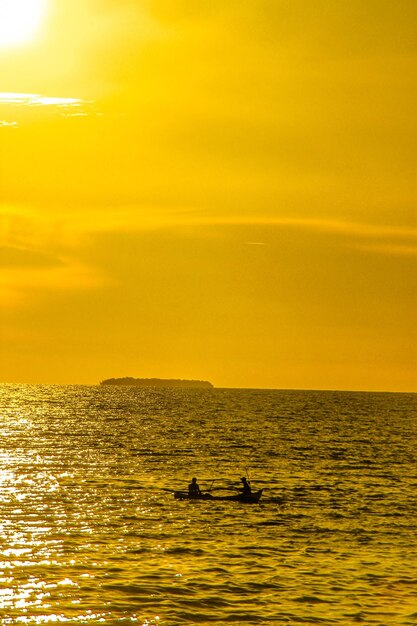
[
  {"left": 0, "top": 245, "right": 63, "bottom": 268},
  {"left": 0, "top": 208, "right": 104, "bottom": 308},
  {"left": 18, "top": 202, "right": 415, "bottom": 255},
  {"left": 0, "top": 261, "right": 103, "bottom": 308},
  {"left": 4, "top": 203, "right": 416, "bottom": 246},
  {"left": 264, "top": 217, "right": 417, "bottom": 256},
  {"left": 356, "top": 243, "right": 417, "bottom": 257},
  {"left": 0, "top": 92, "right": 84, "bottom": 106},
  {"left": 0, "top": 92, "right": 95, "bottom": 126}
]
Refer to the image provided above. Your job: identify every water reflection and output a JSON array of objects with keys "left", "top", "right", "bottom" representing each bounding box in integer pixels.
[{"left": 0, "top": 385, "right": 416, "bottom": 624}]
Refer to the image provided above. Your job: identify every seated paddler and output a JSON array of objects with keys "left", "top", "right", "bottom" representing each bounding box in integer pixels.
[
  {"left": 239, "top": 476, "right": 252, "bottom": 496},
  {"left": 188, "top": 477, "right": 202, "bottom": 497}
]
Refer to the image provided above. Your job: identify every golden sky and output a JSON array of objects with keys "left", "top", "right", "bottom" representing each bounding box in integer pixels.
[{"left": 0, "top": 0, "right": 416, "bottom": 391}]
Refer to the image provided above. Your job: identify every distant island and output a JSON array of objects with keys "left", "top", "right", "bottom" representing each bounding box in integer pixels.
[{"left": 100, "top": 377, "right": 214, "bottom": 389}]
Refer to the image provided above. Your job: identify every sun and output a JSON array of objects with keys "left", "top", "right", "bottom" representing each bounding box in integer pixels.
[{"left": 0, "top": 0, "right": 46, "bottom": 48}]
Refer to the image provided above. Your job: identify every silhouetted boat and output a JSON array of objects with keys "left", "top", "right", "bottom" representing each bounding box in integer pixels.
[{"left": 174, "top": 489, "right": 263, "bottom": 503}]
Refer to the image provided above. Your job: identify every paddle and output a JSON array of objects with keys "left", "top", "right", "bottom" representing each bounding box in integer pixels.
[{"left": 206, "top": 486, "right": 238, "bottom": 492}]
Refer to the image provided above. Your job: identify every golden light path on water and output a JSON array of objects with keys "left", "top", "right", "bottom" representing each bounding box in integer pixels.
[
  {"left": 0, "top": 384, "right": 416, "bottom": 624},
  {"left": 0, "top": 453, "right": 77, "bottom": 621}
]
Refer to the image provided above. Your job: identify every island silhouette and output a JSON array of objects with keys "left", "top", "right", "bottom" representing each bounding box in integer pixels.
[{"left": 100, "top": 377, "right": 214, "bottom": 388}]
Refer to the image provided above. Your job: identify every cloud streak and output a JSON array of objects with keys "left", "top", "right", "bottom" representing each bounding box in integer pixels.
[
  {"left": 0, "top": 260, "right": 102, "bottom": 308},
  {"left": 6, "top": 202, "right": 416, "bottom": 254},
  {"left": 0, "top": 92, "right": 84, "bottom": 106},
  {"left": 62, "top": 206, "right": 417, "bottom": 256},
  {"left": 0, "top": 244, "right": 63, "bottom": 268},
  {"left": 0, "top": 92, "right": 95, "bottom": 126},
  {"left": 0, "top": 208, "right": 103, "bottom": 307}
]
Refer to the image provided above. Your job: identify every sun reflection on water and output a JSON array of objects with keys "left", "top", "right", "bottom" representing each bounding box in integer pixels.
[{"left": 0, "top": 385, "right": 415, "bottom": 624}]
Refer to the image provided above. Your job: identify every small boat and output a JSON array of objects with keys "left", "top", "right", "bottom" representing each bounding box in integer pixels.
[{"left": 174, "top": 489, "right": 263, "bottom": 503}]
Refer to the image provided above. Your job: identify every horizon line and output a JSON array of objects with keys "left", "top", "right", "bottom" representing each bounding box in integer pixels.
[{"left": 0, "top": 380, "right": 415, "bottom": 394}]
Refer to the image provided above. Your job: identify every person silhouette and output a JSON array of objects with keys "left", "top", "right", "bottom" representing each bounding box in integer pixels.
[
  {"left": 188, "top": 477, "right": 202, "bottom": 497},
  {"left": 240, "top": 476, "right": 252, "bottom": 496}
]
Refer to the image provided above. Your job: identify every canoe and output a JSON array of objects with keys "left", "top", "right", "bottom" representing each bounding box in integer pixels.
[{"left": 174, "top": 489, "right": 263, "bottom": 503}]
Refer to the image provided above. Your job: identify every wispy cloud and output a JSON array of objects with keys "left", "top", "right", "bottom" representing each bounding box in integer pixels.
[
  {"left": 0, "top": 260, "right": 102, "bottom": 308},
  {"left": 267, "top": 217, "right": 417, "bottom": 256},
  {"left": 0, "top": 245, "right": 63, "bottom": 268},
  {"left": 0, "top": 92, "right": 95, "bottom": 127},
  {"left": 70, "top": 208, "right": 417, "bottom": 255},
  {"left": 202, "top": 216, "right": 417, "bottom": 256},
  {"left": 355, "top": 243, "right": 417, "bottom": 257},
  {"left": 1, "top": 202, "right": 415, "bottom": 311},
  {"left": 0, "top": 92, "right": 85, "bottom": 106},
  {"left": 0, "top": 208, "right": 103, "bottom": 308},
  {"left": 274, "top": 217, "right": 417, "bottom": 241},
  {"left": 22, "top": 202, "right": 415, "bottom": 256}
]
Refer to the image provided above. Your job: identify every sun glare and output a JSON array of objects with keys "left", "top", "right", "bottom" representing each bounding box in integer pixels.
[{"left": 0, "top": 0, "right": 46, "bottom": 48}]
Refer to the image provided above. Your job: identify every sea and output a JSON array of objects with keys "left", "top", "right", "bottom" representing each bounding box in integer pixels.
[{"left": 0, "top": 384, "right": 416, "bottom": 625}]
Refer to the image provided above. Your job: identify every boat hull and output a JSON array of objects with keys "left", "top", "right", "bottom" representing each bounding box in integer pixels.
[{"left": 174, "top": 489, "right": 263, "bottom": 503}]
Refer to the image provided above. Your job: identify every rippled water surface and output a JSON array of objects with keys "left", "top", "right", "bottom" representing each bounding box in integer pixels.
[{"left": 0, "top": 385, "right": 416, "bottom": 625}]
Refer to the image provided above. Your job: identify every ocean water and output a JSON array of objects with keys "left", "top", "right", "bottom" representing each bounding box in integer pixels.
[{"left": 0, "top": 385, "right": 416, "bottom": 625}]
